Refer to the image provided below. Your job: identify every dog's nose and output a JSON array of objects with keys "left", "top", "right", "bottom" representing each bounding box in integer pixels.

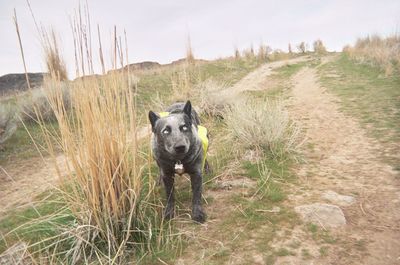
[{"left": 174, "top": 145, "right": 186, "bottom": 153}]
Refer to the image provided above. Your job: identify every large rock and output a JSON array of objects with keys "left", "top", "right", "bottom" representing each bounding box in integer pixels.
[
  {"left": 322, "top": 190, "right": 356, "bottom": 206},
  {"left": 295, "top": 203, "right": 346, "bottom": 228}
]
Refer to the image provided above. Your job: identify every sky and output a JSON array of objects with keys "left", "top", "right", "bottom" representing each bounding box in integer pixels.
[{"left": 1, "top": 0, "right": 399, "bottom": 78}]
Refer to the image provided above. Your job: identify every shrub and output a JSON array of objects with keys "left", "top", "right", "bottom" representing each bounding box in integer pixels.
[
  {"left": 297, "top": 42, "right": 307, "bottom": 53},
  {"left": 224, "top": 98, "right": 301, "bottom": 158},
  {"left": 198, "top": 80, "right": 229, "bottom": 117},
  {"left": 17, "top": 84, "right": 70, "bottom": 123},
  {"left": 0, "top": 103, "right": 18, "bottom": 146},
  {"left": 313, "top": 39, "right": 327, "bottom": 54}
]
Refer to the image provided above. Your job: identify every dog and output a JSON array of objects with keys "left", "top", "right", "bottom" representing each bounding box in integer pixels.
[{"left": 148, "top": 100, "right": 207, "bottom": 223}]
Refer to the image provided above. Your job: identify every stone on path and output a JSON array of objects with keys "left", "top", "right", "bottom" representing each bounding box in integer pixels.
[
  {"left": 295, "top": 203, "right": 346, "bottom": 228},
  {"left": 322, "top": 190, "right": 356, "bottom": 206}
]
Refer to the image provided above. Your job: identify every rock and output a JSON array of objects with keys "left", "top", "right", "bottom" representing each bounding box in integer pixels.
[
  {"left": 295, "top": 203, "right": 346, "bottom": 228},
  {"left": 322, "top": 190, "right": 356, "bottom": 206}
]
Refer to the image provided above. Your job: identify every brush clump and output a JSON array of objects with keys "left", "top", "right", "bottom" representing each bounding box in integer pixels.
[{"left": 224, "top": 98, "right": 301, "bottom": 159}]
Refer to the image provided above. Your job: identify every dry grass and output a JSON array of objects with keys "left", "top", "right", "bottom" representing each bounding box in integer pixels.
[
  {"left": 344, "top": 34, "right": 400, "bottom": 76},
  {"left": 197, "top": 80, "right": 229, "bottom": 117},
  {"left": 12, "top": 7, "right": 180, "bottom": 263},
  {"left": 224, "top": 98, "right": 301, "bottom": 158},
  {"left": 42, "top": 30, "right": 68, "bottom": 81},
  {"left": 186, "top": 35, "right": 195, "bottom": 65}
]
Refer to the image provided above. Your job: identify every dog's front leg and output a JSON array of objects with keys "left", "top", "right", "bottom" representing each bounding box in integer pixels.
[
  {"left": 189, "top": 171, "right": 206, "bottom": 223},
  {"left": 162, "top": 171, "right": 175, "bottom": 220}
]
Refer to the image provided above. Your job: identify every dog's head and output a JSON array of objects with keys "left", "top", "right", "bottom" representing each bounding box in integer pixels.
[{"left": 149, "top": 101, "right": 196, "bottom": 159}]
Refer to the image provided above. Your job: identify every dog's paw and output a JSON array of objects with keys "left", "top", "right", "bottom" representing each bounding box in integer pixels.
[{"left": 192, "top": 207, "right": 206, "bottom": 223}]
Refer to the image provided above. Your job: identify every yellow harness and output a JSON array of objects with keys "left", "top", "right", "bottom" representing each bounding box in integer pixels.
[{"left": 159, "top": 112, "right": 209, "bottom": 170}]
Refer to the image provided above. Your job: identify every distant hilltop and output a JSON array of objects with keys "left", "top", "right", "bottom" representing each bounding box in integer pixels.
[
  {"left": 0, "top": 72, "right": 47, "bottom": 97},
  {"left": 0, "top": 58, "right": 208, "bottom": 96}
]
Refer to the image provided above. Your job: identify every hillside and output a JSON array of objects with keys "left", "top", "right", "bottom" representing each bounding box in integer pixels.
[
  {"left": 0, "top": 73, "right": 46, "bottom": 96},
  {"left": 0, "top": 53, "right": 399, "bottom": 264}
]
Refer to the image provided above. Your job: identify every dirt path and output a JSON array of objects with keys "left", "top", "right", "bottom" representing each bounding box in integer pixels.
[
  {"left": 218, "top": 56, "right": 311, "bottom": 102},
  {"left": 284, "top": 66, "right": 400, "bottom": 264}
]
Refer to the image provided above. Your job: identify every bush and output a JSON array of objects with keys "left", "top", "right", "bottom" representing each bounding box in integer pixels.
[
  {"left": 224, "top": 98, "right": 301, "bottom": 158},
  {"left": 297, "top": 42, "right": 307, "bottom": 53},
  {"left": 198, "top": 80, "right": 229, "bottom": 118},
  {"left": 17, "top": 83, "right": 70, "bottom": 123},
  {"left": 0, "top": 103, "right": 18, "bottom": 146},
  {"left": 313, "top": 39, "right": 327, "bottom": 54}
]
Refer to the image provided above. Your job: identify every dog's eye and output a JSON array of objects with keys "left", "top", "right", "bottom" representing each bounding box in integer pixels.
[
  {"left": 181, "top": 125, "right": 188, "bottom": 132},
  {"left": 162, "top": 129, "right": 170, "bottom": 135}
]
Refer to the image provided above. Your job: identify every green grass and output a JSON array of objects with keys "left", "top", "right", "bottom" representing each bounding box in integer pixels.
[
  {"left": 319, "top": 54, "right": 400, "bottom": 167},
  {"left": 0, "top": 121, "right": 60, "bottom": 164},
  {"left": 0, "top": 190, "right": 73, "bottom": 254}
]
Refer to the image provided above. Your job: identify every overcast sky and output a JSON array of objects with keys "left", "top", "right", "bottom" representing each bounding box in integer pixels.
[{"left": 1, "top": 0, "right": 399, "bottom": 78}]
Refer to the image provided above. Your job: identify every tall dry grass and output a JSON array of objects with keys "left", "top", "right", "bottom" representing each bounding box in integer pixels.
[
  {"left": 13, "top": 7, "right": 179, "bottom": 263},
  {"left": 186, "top": 35, "right": 195, "bottom": 65},
  {"left": 224, "top": 98, "right": 301, "bottom": 159},
  {"left": 42, "top": 30, "right": 68, "bottom": 81},
  {"left": 344, "top": 34, "right": 400, "bottom": 76}
]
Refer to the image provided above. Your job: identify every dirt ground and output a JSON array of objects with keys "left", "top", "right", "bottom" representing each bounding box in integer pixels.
[
  {"left": 1, "top": 56, "right": 399, "bottom": 264},
  {"left": 284, "top": 65, "right": 400, "bottom": 264}
]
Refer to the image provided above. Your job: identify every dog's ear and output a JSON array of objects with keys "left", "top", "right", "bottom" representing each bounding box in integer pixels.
[
  {"left": 148, "top": 111, "right": 160, "bottom": 131},
  {"left": 183, "top": 100, "right": 192, "bottom": 117}
]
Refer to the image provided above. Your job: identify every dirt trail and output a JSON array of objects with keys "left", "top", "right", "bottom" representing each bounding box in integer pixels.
[
  {"left": 0, "top": 155, "right": 66, "bottom": 214},
  {"left": 284, "top": 66, "right": 400, "bottom": 264},
  {"left": 218, "top": 56, "right": 310, "bottom": 102}
]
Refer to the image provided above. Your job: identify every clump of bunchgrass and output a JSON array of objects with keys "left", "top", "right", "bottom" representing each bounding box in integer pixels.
[
  {"left": 13, "top": 6, "right": 181, "bottom": 263},
  {"left": 224, "top": 98, "right": 301, "bottom": 159}
]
